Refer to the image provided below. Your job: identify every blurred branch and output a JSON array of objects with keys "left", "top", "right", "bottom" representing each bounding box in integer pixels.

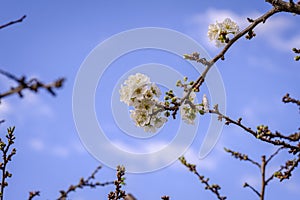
[
  {"left": 0, "top": 127, "right": 16, "bottom": 200},
  {"left": 282, "top": 93, "right": 300, "bottom": 107},
  {"left": 292, "top": 48, "right": 300, "bottom": 61},
  {"left": 179, "top": 156, "right": 227, "bottom": 200},
  {"left": 27, "top": 191, "right": 40, "bottom": 200},
  {"left": 0, "top": 15, "right": 26, "bottom": 30},
  {"left": 57, "top": 165, "right": 114, "bottom": 200},
  {"left": 0, "top": 69, "right": 65, "bottom": 101}
]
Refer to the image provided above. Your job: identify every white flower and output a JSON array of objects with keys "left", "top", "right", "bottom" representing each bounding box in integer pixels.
[
  {"left": 208, "top": 23, "right": 220, "bottom": 41},
  {"left": 150, "top": 83, "right": 161, "bottom": 97},
  {"left": 119, "top": 84, "right": 132, "bottom": 105},
  {"left": 222, "top": 18, "right": 239, "bottom": 34},
  {"left": 119, "top": 73, "right": 151, "bottom": 106},
  {"left": 120, "top": 73, "right": 166, "bottom": 133},
  {"left": 180, "top": 103, "right": 198, "bottom": 125},
  {"left": 133, "top": 98, "right": 155, "bottom": 112},
  {"left": 131, "top": 85, "right": 147, "bottom": 100},
  {"left": 125, "top": 73, "right": 150, "bottom": 89},
  {"left": 130, "top": 109, "right": 150, "bottom": 127},
  {"left": 202, "top": 94, "right": 209, "bottom": 113},
  {"left": 143, "top": 116, "right": 167, "bottom": 133},
  {"left": 152, "top": 116, "right": 167, "bottom": 129},
  {"left": 207, "top": 18, "right": 239, "bottom": 47}
]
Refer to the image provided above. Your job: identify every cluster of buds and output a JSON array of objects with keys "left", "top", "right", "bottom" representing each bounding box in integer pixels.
[{"left": 256, "top": 125, "right": 271, "bottom": 138}]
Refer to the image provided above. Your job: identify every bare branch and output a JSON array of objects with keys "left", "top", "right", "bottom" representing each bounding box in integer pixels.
[
  {"left": 265, "top": 0, "right": 300, "bottom": 14},
  {"left": 243, "top": 182, "right": 261, "bottom": 197},
  {"left": 224, "top": 147, "right": 261, "bottom": 168},
  {"left": 108, "top": 165, "right": 127, "bottom": 200},
  {"left": 0, "top": 127, "right": 16, "bottom": 200},
  {"left": 266, "top": 147, "right": 284, "bottom": 164},
  {"left": 179, "top": 156, "right": 227, "bottom": 200},
  {"left": 57, "top": 165, "right": 114, "bottom": 200},
  {"left": 0, "top": 15, "right": 26, "bottom": 30},
  {"left": 209, "top": 108, "right": 300, "bottom": 153},
  {"left": 0, "top": 69, "right": 65, "bottom": 101},
  {"left": 274, "top": 154, "right": 300, "bottom": 181},
  {"left": 28, "top": 191, "right": 40, "bottom": 200},
  {"left": 282, "top": 93, "right": 300, "bottom": 107}
]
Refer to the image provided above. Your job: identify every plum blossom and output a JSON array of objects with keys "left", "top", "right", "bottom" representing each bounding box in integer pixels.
[
  {"left": 119, "top": 73, "right": 167, "bottom": 132},
  {"left": 208, "top": 18, "right": 239, "bottom": 47}
]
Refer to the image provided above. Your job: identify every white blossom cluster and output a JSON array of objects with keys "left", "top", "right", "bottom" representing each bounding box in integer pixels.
[
  {"left": 119, "top": 73, "right": 210, "bottom": 133},
  {"left": 208, "top": 18, "right": 239, "bottom": 47},
  {"left": 119, "top": 73, "right": 167, "bottom": 133}
]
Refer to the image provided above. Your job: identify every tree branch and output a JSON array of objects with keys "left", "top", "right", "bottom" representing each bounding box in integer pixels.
[
  {"left": 27, "top": 191, "right": 40, "bottom": 200},
  {"left": 265, "top": 0, "right": 300, "bottom": 14},
  {"left": 0, "top": 15, "right": 26, "bottom": 30},
  {"left": 209, "top": 106, "right": 300, "bottom": 153},
  {"left": 282, "top": 93, "right": 300, "bottom": 107},
  {"left": 0, "top": 69, "right": 65, "bottom": 101},
  {"left": 0, "top": 127, "right": 16, "bottom": 200},
  {"left": 224, "top": 147, "right": 261, "bottom": 168},
  {"left": 57, "top": 165, "right": 114, "bottom": 200},
  {"left": 179, "top": 156, "right": 227, "bottom": 200},
  {"left": 243, "top": 182, "right": 261, "bottom": 198}
]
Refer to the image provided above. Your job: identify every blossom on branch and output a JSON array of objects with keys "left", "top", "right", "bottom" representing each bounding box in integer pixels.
[
  {"left": 119, "top": 73, "right": 167, "bottom": 133},
  {"left": 208, "top": 18, "right": 239, "bottom": 47},
  {"left": 119, "top": 73, "right": 210, "bottom": 132}
]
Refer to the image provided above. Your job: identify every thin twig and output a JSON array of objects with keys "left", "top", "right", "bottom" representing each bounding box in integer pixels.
[
  {"left": 0, "top": 69, "right": 65, "bottom": 101},
  {"left": 108, "top": 165, "right": 127, "bottom": 200},
  {"left": 282, "top": 93, "right": 300, "bottom": 107},
  {"left": 28, "top": 191, "right": 40, "bottom": 200},
  {"left": 224, "top": 147, "right": 261, "bottom": 168},
  {"left": 179, "top": 156, "right": 227, "bottom": 200},
  {"left": 0, "top": 15, "right": 26, "bottom": 30},
  {"left": 0, "top": 127, "right": 16, "bottom": 200},
  {"left": 209, "top": 108, "right": 300, "bottom": 153},
  {"left": 266, "top": 147, "right": 284, "bottom": 164},
  {"left": 243, "top": 182, "right": 260, "bottom": 197},
  {"left": 57, "top": 165, "right": 114, "bottom": 200}
]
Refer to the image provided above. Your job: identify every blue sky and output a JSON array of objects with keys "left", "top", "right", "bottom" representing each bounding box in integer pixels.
[{"left": 0, "top": 0, "right": 300, "bottom": 199}]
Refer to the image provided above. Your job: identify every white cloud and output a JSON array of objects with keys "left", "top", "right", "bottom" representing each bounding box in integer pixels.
[
  {"left": 255, "top": 15, "right": 300, "bottom": 51},
  {"left": 28, "top": 137, "right": 86, "bottom": 158},
  {"left": 51, "top": 146, "right": 70, "bottom": 158},
  {"left": 29, "top": 138, "right": 45, "bottom": 151},
  {"left": 0, "top": 100, "right": 12, "bottom": 116},
  {"left": 7, "top": 91, "right": 55, "bottom": 121}
]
